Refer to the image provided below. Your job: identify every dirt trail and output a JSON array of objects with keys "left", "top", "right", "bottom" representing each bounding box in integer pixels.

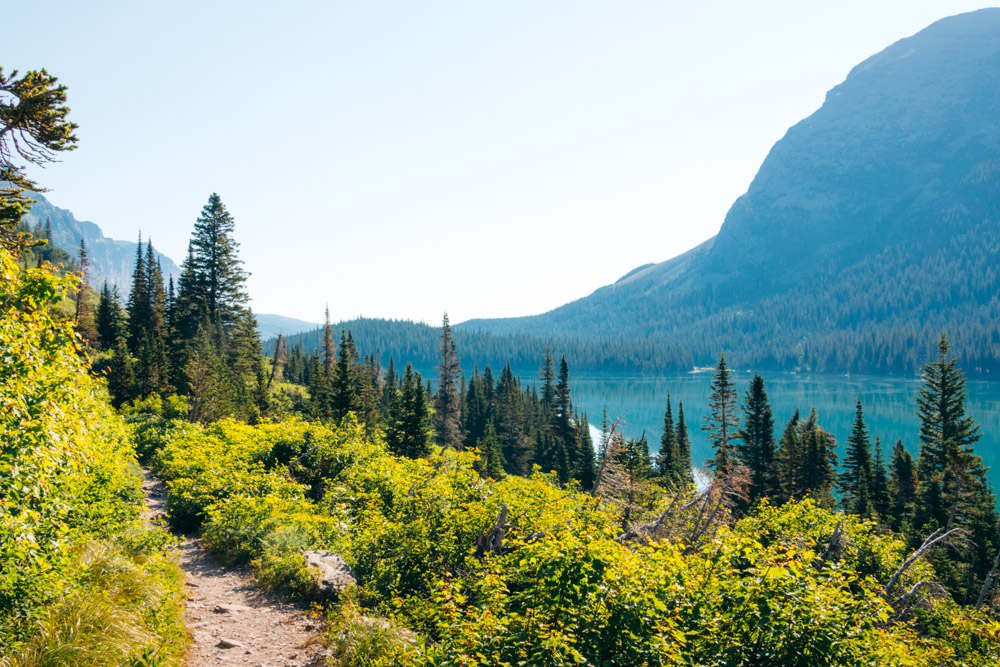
[{"left": 142, "top": 470, "right": 329, "bottom": 667}]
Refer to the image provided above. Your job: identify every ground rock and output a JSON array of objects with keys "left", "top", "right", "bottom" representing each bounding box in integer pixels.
[{"left": 302, "top": 550, "right": 357, "bottom": 595}]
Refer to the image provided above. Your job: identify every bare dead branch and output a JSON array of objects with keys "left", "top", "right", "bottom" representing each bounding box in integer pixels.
[{"left": 883, "top": 527, "right": 962, "bottom": 597}]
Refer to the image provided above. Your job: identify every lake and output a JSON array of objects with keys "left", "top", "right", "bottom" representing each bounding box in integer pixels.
[{"left": 561, "top": 371, "right": 1000, "bottom": 488}]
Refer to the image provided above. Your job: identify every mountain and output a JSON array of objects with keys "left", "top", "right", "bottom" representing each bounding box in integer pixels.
[
  {"left": 21, "top": 192, "right": 181, "bottom": 292},
  {"left": 255, "top": 314, "right": 321, "bottom": 341},
  {"left": 458, "top": 9, "right": 1000, "bottom": 377}
]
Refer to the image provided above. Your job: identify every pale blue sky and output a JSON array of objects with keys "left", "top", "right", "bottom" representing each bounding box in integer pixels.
[{"left": 7, "top": 1, "right": 995, "bottom": 323}]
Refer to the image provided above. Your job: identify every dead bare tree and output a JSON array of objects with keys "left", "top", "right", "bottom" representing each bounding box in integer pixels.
[
  {"left": 883, "top": 526, "right": 963, "bottom": 599},
  {"left": 265, "top": 334, "right": 287, "bottom": 392}
]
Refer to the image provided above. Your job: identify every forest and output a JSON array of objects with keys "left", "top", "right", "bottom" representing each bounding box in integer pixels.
[{"left": 4, "top": 65, "right": 1000, "bottom": 666}]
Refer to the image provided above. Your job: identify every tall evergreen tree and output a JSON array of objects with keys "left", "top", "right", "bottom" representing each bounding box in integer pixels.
[
  {"left": 775, "top": 409, "right": 802, "bottom": 502},
  {"left": 657, "top": 395, "right": 679, "bottom": 482},
  {"left": 737, "top": 373, "right": 778, "bottom": 505},
  {"left": 397, "top": 364, "right": 430, "bottom": 458},
  {"left": 675, "top": 402, "right": 693, "bottom": 485},
  {"left": 888, "top": 439, "right": 918, "bottom": 531},
  {"left": 496, "top": 363, "right": 532, "bottom": 475},
  {"left": 331, "top": 329, "right": 359, "bottom": 422},
  {"left": 95, "top": 282, "right": 127, "bottom": 350},
  {"left": 871, "top": 437, "right": 891, "bottom": 520},
  {"left": 839, "top": 398, "right": 874, "bottom": 515},
  {"left": 913, "top": 335, "right": 999, "bottom": 601},
  {"left": 796, "top": 409, "right": 838, "bottom": 508},
  {"left": 575, "top": 412, "right": 597, "bottom": 490},
  {"left": 74, "top": 239, "right": 97, "bottom": 344},
  {"left": 703, "top": 353, "right": 740, "bottom": 473},
  {"left": 553, "top": 356, "right": 578, "bottom": 471},
  {"left": 433, "top": 313, "right": 462, "bottom": 450}
]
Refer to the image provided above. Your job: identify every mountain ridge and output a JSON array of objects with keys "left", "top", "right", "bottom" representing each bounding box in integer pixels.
[{"left": 455, "top": 9, "right": 1000, "bottom": 377}]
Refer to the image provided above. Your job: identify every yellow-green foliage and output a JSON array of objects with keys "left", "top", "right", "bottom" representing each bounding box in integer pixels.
[
  {"left": 148, "top": 409, "right": 1000, "bottom": 666},
  {"left": 0, "top": 250, "right": 185, "bottom": 664}
]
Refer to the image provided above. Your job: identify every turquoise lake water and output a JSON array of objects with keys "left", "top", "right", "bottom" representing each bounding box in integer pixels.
[{"left": 562, "top": 371, "right": 1000, "bottom": 487}]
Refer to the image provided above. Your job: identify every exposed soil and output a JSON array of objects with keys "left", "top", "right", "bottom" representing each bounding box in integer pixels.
[{"left": 142, "top": 470, "right": 329, "bottom": 666}]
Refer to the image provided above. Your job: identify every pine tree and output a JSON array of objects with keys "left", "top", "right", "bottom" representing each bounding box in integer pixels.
[
  {"left": 74, "top": 239, "right": 97, "bottom": 344},
  {"left": 913, "top": 335, "right": 999, "bottom": 601},
  {"left": 126, "top": 232, "right": 149, "bottom": 350},
  {"left": 433, "top": 313, "right": 462, "bottom": 450},
  {"left": 703, "top": 353, "right": 740, "bottom": 473},
  {"left": 107, "top": 338, "right": 136, "bottom": 408},
  {"left": 473, "top": 422, "right": 505, "bottom": 480},
  {"left": 737, "top": 373, "right": 778, "bottom": 505},
  {"left": 331, "top": 329, "right": 359, "bottom": 422},
  {"left": 888, "top": 439, "right": 918, "bottom": 531},
  {"left": 675, "top": 402, "right": 693, "bottom": 486},
  {"left": 95, "top": 282, "right": 127, "bottom": 350},
  {"left": 871, "top": 437, "right": 891, "bottom": 520},
  {"left": 399, "top": 364, "right": 431, "bottom": 458},
  {"left": 796, "top": 409, "right": 837, "bottom": 508},
  {"left": 575, "top": 412, "right": 597, "bottom": 490},
  {"left": 657, "top": 394, "right": 678, "bottom": 481},
  {"left": 839, "top": 398, "right": 874, "bottom": 514},
  {"left": 496, "top": 363, "right": 532, "bottom": 475},
  {"left": 553, "top": 356, "right": 578, "bottom": 472},
  {"left": 775, "top": 409, "right": 802, "bottom": 502}
]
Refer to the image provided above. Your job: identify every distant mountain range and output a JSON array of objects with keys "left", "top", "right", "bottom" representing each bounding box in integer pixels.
[
  {"left": 256, "top": 314, "right": 320, "bottom": 342},
  {"left": 21, "top": 192, "right": 181, "bottom": 292},
  {"left": 458, "top": 8, "right": 1000, "bottom": 377},
  {"left": 27, "top": 194, "right": 318, "bottom": 343}
]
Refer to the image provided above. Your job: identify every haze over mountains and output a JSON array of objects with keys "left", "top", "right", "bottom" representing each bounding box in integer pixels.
[
  {"left": 21, "top": 193, "right": 180, "bottom": 292},
  {"left": 459, "top": 8, "right": 1000, "bottom": 376}
]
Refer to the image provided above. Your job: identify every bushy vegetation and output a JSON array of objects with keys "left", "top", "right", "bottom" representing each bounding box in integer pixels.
[
  {"left": 142, "top": 410, "right": 1000, "bottom": 665},
  {"left": 0, "top": 249, "right": 185, "bottom": 664}
]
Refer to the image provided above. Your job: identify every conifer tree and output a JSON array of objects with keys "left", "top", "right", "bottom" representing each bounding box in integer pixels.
[
  {"left": 703, "top": 353, "right": 740, "bottom": 473},
  {"left": 796, "top": 409, "right": 838, "bottom": 508},
  {"left": 73, "top": 239, "right": 97, "bottom": 344},
  {"left": 675, "top": 402, "right": 693, "bottom": 486},
  {"left": 331, "top": 329, "right": 359, "bottom": 422},
  {"left": 657, "top": 394, "right": 678, "bottom": 481},
  {"left": 554, "top": 356, "right": 578, "bottom": 471},
  {"left": 398, "top": 364, "right": 430, "bottom": 458},
  {"left": 775, "top": 409, "right": 802, "bottom": 501},
  {"left": 126, "top": 232, "right": 148, "bottom": 350},
  {"left": 737, "top": 373, "right": 778, "bottom": 505},
  {"left": 433, "top": 313, "right": 462, "bottom": 450},
  {"left": 473, "top": 422, "right": 505, "bottom": 480},
  {"left": 839, "top": 398, "right": 874, "bottom": 514},
  {"left": 95, "top": 282, "right": 127, "bottom": 350},
  {"left": 107, "top": 338, "right": 136, "bottom": 408},
  {"left": 871, "top": 437, "right": 891, "bottom": 520},
  {"left": 496, "top": 363, "right": 532, "bottom": 475},
  {"left": 463, "top": 367, "right": 490, "bottom": 450},
  {"left": 912, "top": 335, "right": 999, "bottom": 600},
  {"left": 575, "top": 412, "right": 597, "bottom": 490}
]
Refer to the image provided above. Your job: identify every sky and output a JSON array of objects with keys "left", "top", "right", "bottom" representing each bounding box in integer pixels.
[{"left": 6, "top": 1, "right": 996, "bottom": 325}]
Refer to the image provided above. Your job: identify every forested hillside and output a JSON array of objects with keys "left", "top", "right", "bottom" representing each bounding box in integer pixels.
[
  {"left": 268, "top": 317, "right": 694, "bottom": 375},
  {"left": 459, "top": 9, "right": 1000, "bottom": 378}
]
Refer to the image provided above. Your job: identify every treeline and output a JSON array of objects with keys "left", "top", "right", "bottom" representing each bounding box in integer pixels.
[
  {"left": 268, "top": 318, "right": 694, "bottom": 376},
  {"left": 93, "top": 194, "right": 266, "bottom": 422},
  {"left": 278, "top": 313, "right": 599, "bottom": 488}
]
